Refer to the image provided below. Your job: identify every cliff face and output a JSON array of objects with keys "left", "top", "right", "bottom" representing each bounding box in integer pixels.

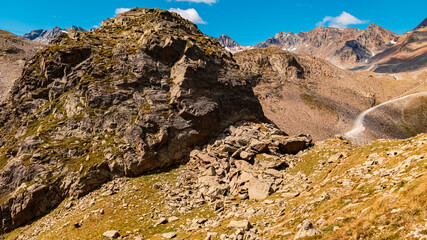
[{"left": 0, "top": 8, "right": 267, "bottom": 233}]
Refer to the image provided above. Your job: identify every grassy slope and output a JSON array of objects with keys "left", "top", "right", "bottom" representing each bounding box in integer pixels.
[{"left": 3, "top": 134, "right": 426, "bottom": 239}]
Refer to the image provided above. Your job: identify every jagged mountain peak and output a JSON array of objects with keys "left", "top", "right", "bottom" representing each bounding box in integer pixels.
[
  {"left": 216, "top": 33, "right": 249, "bottom": 53},
  {"left": 22, "top": 25, "right": 86, "bottom": 44},
  {"left": 356, "top": 22, "right": 398, "bottom": 54},
  {"left": 366, "top": 22, "right": 380, "bottom": 29},
  {"left": 217, "top": 34, "right": 240, "bottom": 48},
  {"left": 218, "top": 34, "right": 230, "bottom": 38},
  {"left": 364, "top": 22, "right": 395, "bottom": 34}
]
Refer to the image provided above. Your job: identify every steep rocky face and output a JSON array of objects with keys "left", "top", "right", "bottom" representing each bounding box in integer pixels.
[
  {"left": 234, "top": 48, "right": 420, "bottom": 140},
  {"left": 0, "top": 8, "right": 266, "bottom": 233},
  {"left": 334, "top": 40, "right": 372, "bottom": 64},
  {"left": 0, "top": 30, "right": 42, "bottom": 102},
  {"left": 332, "top": 23, "right": 398, "bottom": 67},
  {"left": 356, "top": 23, "right": 398, "bottom": 54},
  {"left": 22, "top": 26, "right": 86, "bottom": 44}
]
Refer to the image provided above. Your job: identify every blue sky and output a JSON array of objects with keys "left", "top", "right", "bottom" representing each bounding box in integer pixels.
[{"left": 1, "top": 0, "right": 426, "bottom": 46}]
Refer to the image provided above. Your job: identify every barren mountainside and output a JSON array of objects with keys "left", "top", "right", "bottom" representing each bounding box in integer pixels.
[
  {"left": 367, "top": 23, "right": 427, "bottom": 73},
  {"left": 234, "top": 48, "right": 425, "bottom": 141},
  {"left": 0, "top": 30, "right": 42, "bottom": 102}
]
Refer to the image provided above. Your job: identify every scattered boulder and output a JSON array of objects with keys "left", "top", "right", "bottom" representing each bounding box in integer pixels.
[
  {"left": 162, "top": 232, "right": 177, "bottom": 239},
  {"left": 279, "top": 137, "right": 312, "bottom": 155},
  {"left": 227, "top": 220, "right": 251, "bottom": 231},
  {"left": 103, "top": 230, "right": 120, "bottom": 239},
  {"left": 294, "top": 220, "right": 322, "bottom": 239},
  {"left": 168, "top": 216, "right": 179, "bottom": 222},
  {"left": 154, "top": 217, "right": 168, "bottom": 227},
  {"left": 162, "top": 122, "right": 312, "bottom": 214},
  {"left": 248, "top": 178, "right": 273, "bottom": 200}
]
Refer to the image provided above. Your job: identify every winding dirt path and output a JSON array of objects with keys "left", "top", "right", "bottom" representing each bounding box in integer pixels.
[{"left": 344, "top": 92, "right": 427, "bottom": 144}]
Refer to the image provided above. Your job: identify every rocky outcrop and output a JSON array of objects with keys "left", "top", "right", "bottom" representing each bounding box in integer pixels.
[
  {"left": 0, "top": 8, "right": 266, "bottom": 233},
  {"left": 334, "top": 40, "right": 372, "bottom": 64},
  {"left": 21, "top": 26, "right": 86, "bottom": 44}
]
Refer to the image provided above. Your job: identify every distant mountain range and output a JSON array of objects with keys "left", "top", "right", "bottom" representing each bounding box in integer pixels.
[
  {"left": 216, "top": 34, "right": 251, "bottom": 53},
  {"left": 21, "top": 26, "right": 86, "bottom": 44},
  {"left": 18, "top": 17, "right": 427, "bottom": 72},
  {"left": 217, "top": 18, "right": 427, "bottom": 71}
]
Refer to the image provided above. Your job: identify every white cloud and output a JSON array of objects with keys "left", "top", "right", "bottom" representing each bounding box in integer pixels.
[
  {"left": 175, "top": 0, "right": 217, "bottom": 4},
  {"left": 169, "top": 8, "right": 206, "bottom": 24},
  {"left": 316, "top": 12, "right": 368, "bottom": 28},
  {"left": 115, "top": 8, "right": 131, "bottom": 15}
]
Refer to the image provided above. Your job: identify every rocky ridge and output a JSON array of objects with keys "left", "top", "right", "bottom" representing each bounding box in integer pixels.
[
  {"left": 258, "top": 24, "right": 398, "bottom": 68},
  {"left": 0, "top": 8, "right": 267, "bottom": 233},
  {"left": 21, "top": 26, "right": 86, "bottom": 44},
  {"left": 218, "top": 24, "right": 398, "bottom": 69}
]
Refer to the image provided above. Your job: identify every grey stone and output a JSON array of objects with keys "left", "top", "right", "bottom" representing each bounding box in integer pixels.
[
  {"left": 294, "top": 220, "right": 322, "bottom": 239},
  {"left": 162, "top": 232, "right": 177, "bottom": 239},
  {"left": 103, "top": 230, "right": 120, "bottom": 239},
  {"left": 248, "top": 178, "right": 273, "bottom": 200},
  {"left": 227, "top": 220, "right": 251, "bottom": 231}
]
